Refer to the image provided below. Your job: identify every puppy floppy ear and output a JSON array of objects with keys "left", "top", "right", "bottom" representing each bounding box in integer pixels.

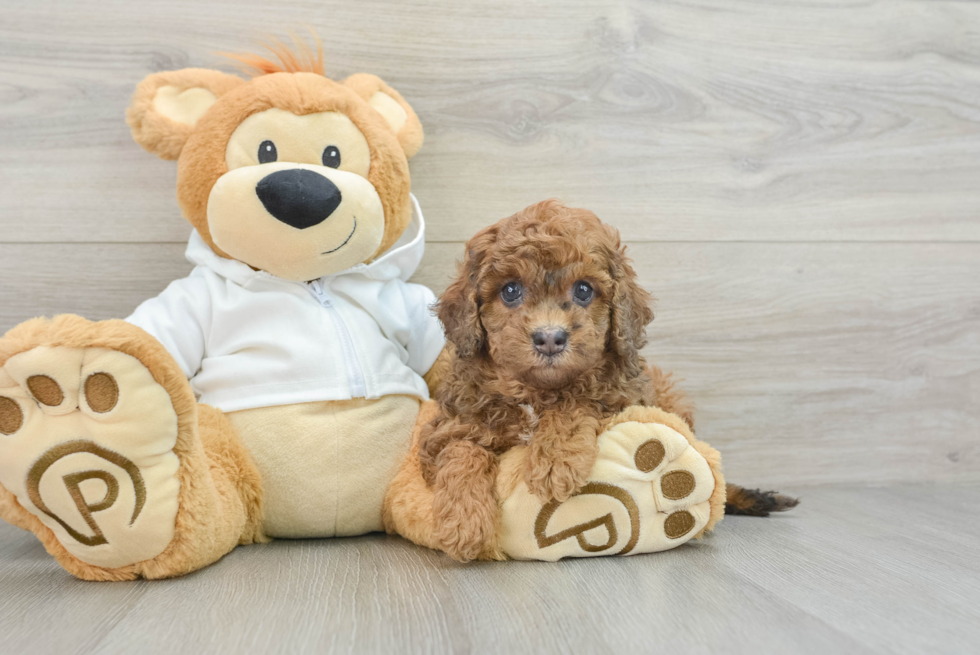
[
  {"left": 126, "top": 68, "right": 245, "bottom": 160},
  {"left": 344, "top": 73, "right": 424, "bottom": 158},
  {"left": 605, "top": 230, "right": 654, "bottom": 375},
  {"left": 437, "top": 227, "right": 497, "bottom": 359}
]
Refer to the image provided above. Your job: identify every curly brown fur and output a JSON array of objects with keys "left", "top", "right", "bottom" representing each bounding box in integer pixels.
[
  {"left": 420, "top": 199, "right": 688, "bottom": 561},
  {"left": 431, "top": 441, "right": 499, "bottom": 562},
  {"left": 644, "top": 364, "right": 695, "bottom": 430}
]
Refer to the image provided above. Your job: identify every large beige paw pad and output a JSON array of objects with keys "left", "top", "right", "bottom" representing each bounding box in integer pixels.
[
  {"left": 498, "top": 421, "right": 714, "bottom": 561},
  {"left": 0, "top": 347, "right": 181, "bottom": 569}
]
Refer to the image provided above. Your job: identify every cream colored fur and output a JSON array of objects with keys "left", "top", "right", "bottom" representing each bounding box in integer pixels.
[
  {"left": 0, "top": 316, "right": 265, "bottom": 581},
  {"left": 207, "top": 162, "right": 385, "bottom": 281},
  {"left": 497, "top": 420, "right": 716, "bottom": 560},
  {"left": 0, "top": 347, "right": 181, "bottom": 568},
  {"left": 152, "top": 86, "right": 219, "bottom": 127},
  {"left": 227, "top": 396, "right": 419, "bottom": 538},
  {"left": 369, "top": 92, "right": 408, "bottom": 135}
]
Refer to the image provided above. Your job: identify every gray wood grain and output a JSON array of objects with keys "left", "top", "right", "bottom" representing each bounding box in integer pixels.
[
  {"left": 2, "top": 0, "right": 980, "bottom": 652},
  {"left": 2, "top": 0, "right": 979, "bottom": 489},
  {"left": 3, "top": 240, "right": 977, "bottom": 485},
  {"left": 1, "top": 0, "right": 980, "bottom": 243},
  {"left": 0, "top": 483, "right": 977, "bottom": 654}
]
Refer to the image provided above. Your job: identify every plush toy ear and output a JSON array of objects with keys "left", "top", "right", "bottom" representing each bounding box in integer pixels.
[
  {"left": 343, "top": 73, "right": 424, "bottom": 158},
  {"left": 126, "top": 68, "right": 245, "bottom": 160}
]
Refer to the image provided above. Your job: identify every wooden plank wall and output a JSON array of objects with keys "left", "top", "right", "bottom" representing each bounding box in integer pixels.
[{"left": 1, "top": 0, "right": 978, "bottom": 486}]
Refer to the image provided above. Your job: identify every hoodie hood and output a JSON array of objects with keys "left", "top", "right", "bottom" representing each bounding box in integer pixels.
[{"left": 184, "top": 194, "right": 427, "bottom": 286}]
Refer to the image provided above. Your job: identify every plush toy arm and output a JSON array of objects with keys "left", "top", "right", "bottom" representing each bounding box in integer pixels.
[
  {"left": 381, "top": 279, "right": 445, "bottom": 378},
  {"left": 125, "top": 272, "right": 212, "bottom": 379},
  {"left": 401, "top": 281, "right": 446, "bottom": 377},
  {"left": 339, "top": 278, "right": 445, "bottom": 383}
]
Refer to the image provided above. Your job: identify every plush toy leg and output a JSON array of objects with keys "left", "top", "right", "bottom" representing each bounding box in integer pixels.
[
  {"left": 384, "top": 404, "right": 724, "bottom": 561},
  {"left": 496, "top": 406, "right": 725, "bottom": 560},
  {"left": 0, "top": 315, "right": 264, "bottom": 580}
]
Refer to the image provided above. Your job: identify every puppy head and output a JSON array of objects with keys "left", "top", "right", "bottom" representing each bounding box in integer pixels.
[{"left": 438, "top": 200, "right": 653, "bottom": 389}]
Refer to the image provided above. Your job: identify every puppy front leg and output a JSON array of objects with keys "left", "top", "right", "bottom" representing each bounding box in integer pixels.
[
  {"left": 418, "top": 416, "right": 481, "bottom": 486},
  {"left": 524, "top": 412, "right": 601, "bottom": 503},
  {"left": 432, "top": 440, "right": 498, "bottom": 562}
]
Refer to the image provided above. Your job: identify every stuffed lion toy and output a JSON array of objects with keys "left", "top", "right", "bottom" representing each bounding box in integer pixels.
[{"left": 0, "top": 41, "right": 725, "bottom": 580}]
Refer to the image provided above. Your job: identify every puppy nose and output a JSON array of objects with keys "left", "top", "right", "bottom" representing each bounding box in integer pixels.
[
  {"left": 255, "top": 169, "right": 343, "bottom": 229},
  {"left": 532, "top": 327, "right": 568, "bottom": 356}
]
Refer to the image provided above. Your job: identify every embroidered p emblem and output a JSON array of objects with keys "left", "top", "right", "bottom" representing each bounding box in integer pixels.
[
  {"left": 534, "top": 482, "right": 641, "bottom": 556},
  {"left": 26, "top": 440, "right": 146, "bottom": 547}
]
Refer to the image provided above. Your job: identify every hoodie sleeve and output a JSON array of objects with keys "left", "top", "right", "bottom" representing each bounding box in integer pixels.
[
  {"left": 401, "top": 281, "right": 447, "bottom": 375},
  {"left": 359, "top": 278, "right": 446, "bottom": 376},
  {"left": 125, "top": 269, "right": 212, "bottom": 379}
]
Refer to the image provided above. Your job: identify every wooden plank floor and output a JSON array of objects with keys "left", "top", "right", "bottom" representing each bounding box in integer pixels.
[{"left": 1, "top": 483, "right": 977, "bottom": 655}]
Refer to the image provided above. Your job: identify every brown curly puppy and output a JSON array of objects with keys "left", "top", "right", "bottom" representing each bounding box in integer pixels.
[{"left": 418, "top": 200, "right": 694, "bottom": 561}]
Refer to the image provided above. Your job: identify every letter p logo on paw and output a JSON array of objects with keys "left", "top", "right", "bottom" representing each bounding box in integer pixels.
[
  {"left": 0, "top": 346, "right": 183, "bottom": 569},
  {"left": 26, "top": 440, "right": 146, "bottom": 547}
]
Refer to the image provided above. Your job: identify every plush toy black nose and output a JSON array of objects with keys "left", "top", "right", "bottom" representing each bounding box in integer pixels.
[
  {"left": 532, "top": 327, "right": 568, "bottom": 356},
  {"left": 255, "top": 169, "right": 342, "bottom": 229}
]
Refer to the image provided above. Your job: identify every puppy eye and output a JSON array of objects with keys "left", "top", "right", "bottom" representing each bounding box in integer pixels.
[
  {"left": 258, "top": 140, "right": 277, "bottom": 164},
  {"left": 322, "top": 145, "right": 342, "bottom": 168},
  {"left": 500, "top": 281, "right": 524, "bottom": 306},
  {"left": 572, "top": 281, "right": 594, "bottom": 306}
]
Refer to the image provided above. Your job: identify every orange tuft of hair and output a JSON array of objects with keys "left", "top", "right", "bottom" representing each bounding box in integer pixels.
[{"left": 220, "top": 31, "right": 325, "bottom": 77}]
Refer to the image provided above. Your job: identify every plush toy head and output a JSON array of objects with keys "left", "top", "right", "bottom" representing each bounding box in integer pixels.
[{"left": 126, "top": 40, "right": 423, "bottom": 281}]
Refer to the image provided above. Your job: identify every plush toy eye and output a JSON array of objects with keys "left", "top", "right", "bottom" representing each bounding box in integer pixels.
[
  {"left": 258, "top": 140, "right": 277, "bottom": 164},
  {"left": 500, "top": 281, "right": 524, "bottom": 306},
  {"left": 322, "top": 145, "right": 341, "bottom": 168},
  {"left": 572, "top": 281, "right": 594, "bottom": 306}
]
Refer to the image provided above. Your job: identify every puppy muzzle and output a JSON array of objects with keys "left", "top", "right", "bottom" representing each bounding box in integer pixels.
[{"left": 532, "top": 327, "right": 569, "bottom": 357}]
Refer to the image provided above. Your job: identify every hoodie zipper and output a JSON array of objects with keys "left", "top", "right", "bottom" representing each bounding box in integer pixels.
[{"left": 308, "top": 279, "right": 367, "bottom": 398}]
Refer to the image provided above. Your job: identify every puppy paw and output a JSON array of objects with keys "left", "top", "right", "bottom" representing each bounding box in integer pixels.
[
  {"left": 524, "top": 454, "right": 589, "bottom": 503},
  {"left": 435, "top": 526, "right": 491, "bottom": 563},
  {"left": 432, "top": 499, "right": 495, "bottom": 563}
]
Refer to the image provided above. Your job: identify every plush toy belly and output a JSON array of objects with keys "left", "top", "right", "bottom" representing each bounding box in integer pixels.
[{"left": 227, "top": 395, "right": 419, "bottom": 538}]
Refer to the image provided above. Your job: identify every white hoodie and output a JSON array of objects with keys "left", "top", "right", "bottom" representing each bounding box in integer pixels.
[{"left": 127, "top": 195, "right": 445, "bottom": 413}]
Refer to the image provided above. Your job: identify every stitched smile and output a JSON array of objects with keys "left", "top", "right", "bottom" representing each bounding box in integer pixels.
[{"left": 322, "top": 218, "right": 356, "bottom": 254}]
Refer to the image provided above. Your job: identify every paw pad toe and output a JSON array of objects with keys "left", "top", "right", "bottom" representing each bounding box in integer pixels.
[
  {"left": 634, "top": 439, "right": 665, "bottom": 472},
  {"left": 664, "top": 510, "right": 695, "bottom": 539},
  {"left": 27, "top": 375, "right": 63, "bottom": 406},
  {"left": 661, "top": 470, "right": 696, "bottom": 500},
  {"left": 84, "top": 373, "right": 119, "bottom": 413},
  {"left": 0, "top": 397, "right": 23, "bottom": 435}
]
